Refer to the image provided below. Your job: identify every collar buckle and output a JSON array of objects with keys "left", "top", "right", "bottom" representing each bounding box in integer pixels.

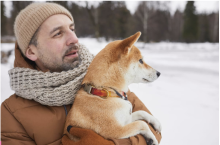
[{"left": 83, "top": 84, "right": 94, "bottom": 94}]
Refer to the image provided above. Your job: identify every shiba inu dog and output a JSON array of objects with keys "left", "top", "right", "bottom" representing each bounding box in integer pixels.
[{"left": 64, "top": 32, "right": 161, "bottom": 145}]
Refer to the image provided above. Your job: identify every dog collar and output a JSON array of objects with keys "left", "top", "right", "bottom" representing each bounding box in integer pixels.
[{"left": 82, "top": 84, "right": 128, "bottom": 100}]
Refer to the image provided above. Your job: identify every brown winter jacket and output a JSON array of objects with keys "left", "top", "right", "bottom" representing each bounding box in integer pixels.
[{"left": 1, "top": 42, "right": 162, "bottom": 145}]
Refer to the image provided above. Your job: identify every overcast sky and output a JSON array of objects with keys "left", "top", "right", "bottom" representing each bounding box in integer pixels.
[
  {"left": 125, "top": 1, "right": 219, "bottom": 15},
  {"left": 3, "top": 1, "right": 219, "bottom": 17}
]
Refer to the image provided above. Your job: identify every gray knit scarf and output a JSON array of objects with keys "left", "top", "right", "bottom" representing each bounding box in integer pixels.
[{"left": 8, "top": 44, "right": 94, "bottom": 106}]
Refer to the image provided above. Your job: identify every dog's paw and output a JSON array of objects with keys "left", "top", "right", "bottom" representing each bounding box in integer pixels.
[
  {"left": 141, "top": 128, "right": 159, "bottom": 145},
  {"left": 150, "top": 118, "right": 162, "bottom": 133},
  {"left": 144, "top": 137, "right": 159, "bottom": 145}
]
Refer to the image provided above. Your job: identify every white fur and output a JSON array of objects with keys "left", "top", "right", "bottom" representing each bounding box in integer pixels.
[
  {"left": 114, "top": 99, "right": 161, "bottom": 144},
  {"left": 114, "top": 99, "right": 133, "bottom": 126},
  {"left": 123, "top": 61, "right": 158, "bottom": 92},
  {"left": 114, "top": 100, "right": 162, "bottom": 132},
  {"left": 132, "top": 111, "right": 162, "bottom": 132}
]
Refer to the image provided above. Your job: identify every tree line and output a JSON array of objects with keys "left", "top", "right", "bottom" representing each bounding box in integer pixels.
[{"left": 1, "top": 1, "right": 219, "bottom": 43}]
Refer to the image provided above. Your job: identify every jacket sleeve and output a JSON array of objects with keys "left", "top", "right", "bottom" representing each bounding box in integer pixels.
[
  {"left": 1, "top": 101, "right": 36, "bottom": 145},
  {"left": 111, "top": 90, "right": 162, "bottom": 145}
]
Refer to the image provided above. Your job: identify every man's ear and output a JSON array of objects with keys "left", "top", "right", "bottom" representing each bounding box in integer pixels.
[{"left": 25, "top": 46, "right": 38, "bottom": 61}]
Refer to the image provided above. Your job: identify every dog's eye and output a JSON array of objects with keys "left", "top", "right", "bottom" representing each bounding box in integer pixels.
[{"left": 139, "top": 59, "right": 143, "bottom": 64}]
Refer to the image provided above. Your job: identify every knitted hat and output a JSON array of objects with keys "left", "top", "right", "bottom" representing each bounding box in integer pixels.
[{"left": 14, "top": 2, "right": 73, "bottom": 54}]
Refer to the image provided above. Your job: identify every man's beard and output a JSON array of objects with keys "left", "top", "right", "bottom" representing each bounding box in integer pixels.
[{"left": 38, "top": 44, "right": 81, "bottom": 72}]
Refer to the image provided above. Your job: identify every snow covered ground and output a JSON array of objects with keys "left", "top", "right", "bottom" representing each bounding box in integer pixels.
[{"left": 1, "top": 38, "right": 219, "bottom": 145}]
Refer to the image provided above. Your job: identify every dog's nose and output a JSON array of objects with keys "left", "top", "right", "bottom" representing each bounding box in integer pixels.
[{"left": 156, "top": 71, "right": 161, "bottom": 77}]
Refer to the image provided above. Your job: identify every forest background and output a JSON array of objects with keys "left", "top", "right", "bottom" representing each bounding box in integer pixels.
[{"left": 1, "top": 1, "right": 219, "bottom": 43}]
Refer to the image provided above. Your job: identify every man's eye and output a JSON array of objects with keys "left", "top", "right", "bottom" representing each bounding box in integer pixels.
[
  {"left": 139, "top": 59, "right": 143, "bottom": 64},
  {"left": 71, "top": 28, "right": 75, "bottom": 32},
  {"left": 54, "top": 31, "right": 61, "bottom": 37}
]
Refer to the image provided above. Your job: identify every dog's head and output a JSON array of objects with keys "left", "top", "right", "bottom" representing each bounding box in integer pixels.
[{"left": 83, "top": 32, "right": 160, "bottom": 92}]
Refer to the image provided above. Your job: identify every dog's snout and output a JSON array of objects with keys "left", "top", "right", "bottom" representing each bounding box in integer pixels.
[{"left": 156, "top": 71, "right": 161, "bottom": 77}]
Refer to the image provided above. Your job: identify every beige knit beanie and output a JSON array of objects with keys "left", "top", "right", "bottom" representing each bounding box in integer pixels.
[{"left": 14, "top": 2, "right": 73, "bottom": 54}]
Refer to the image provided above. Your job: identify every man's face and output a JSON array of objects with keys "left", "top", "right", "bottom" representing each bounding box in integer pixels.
[{"left": 33, "top": 14, "right": 80, "bottom": 72}]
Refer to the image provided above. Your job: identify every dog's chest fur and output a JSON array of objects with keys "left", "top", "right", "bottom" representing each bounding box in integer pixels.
[
  {"left": 67, "top": 90, "right": 133, "bottom": 134},
  {"left": 114, "top": 99, "right": 133, "bottom": 126}
]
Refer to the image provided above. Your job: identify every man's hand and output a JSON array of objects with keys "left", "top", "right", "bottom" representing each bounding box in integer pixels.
[{"left": 62, "top": 126, "right": 114, "bottom": 145}]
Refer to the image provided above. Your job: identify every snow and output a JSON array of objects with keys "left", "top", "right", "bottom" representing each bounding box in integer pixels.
[
  {"left": 1, "top": 43, "right": 15, "bottom": 102},
  {"left": 1, "top": 38, "right": 219, "bottom": 145}
]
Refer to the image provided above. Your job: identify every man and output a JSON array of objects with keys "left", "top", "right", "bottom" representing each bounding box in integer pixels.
[{"left": 1, "top": 2, "right": 161, "bottom": 145}]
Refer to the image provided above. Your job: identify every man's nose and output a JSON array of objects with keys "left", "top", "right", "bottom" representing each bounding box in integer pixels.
[{"left": 66, "top": 30, "right": 78, "bottom": 45}]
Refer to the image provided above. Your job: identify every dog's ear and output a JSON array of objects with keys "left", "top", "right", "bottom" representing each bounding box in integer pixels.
[{"left": 119, "top": 31, "right": 141, "bottom": 55}]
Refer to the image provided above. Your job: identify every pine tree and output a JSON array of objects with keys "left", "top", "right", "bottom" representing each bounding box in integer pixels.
[
  {"left": 85, "top": 2, "right": 100, "bottom": 39},
  {"left": 182, "top": 1, "right": 198, "bottom": 42},
  {"left": 170, "top": 9, "right": 183, "bottom": 42},
  {"left": 47, "top": 1, "right": 70, "bottom": 11},
  {"left": 1, "top": 1, "right": 7, "bottom": 36},
  {"left": 114, "top": 1, "right": 131, "bottom": 39},
  {"left": 71, "top": 2, "right": 95, "bottom": 37},
  {"left": 98, "top": 1, "right": 116, "bottom": 40}
]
